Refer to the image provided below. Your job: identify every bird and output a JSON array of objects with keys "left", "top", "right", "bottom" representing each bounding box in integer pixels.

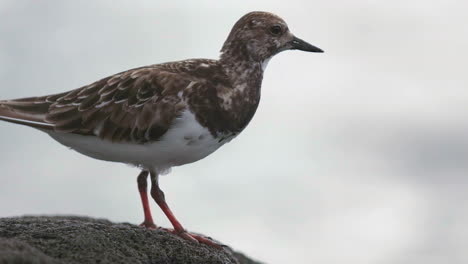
[{"left": 0, "top": 11, "right": 323, "bottom": 248}]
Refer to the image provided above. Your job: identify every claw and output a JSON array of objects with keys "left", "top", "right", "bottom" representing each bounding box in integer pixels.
[
  {"left": 183, "top": 232, "right": 224, "bottom": 249},
  {"left": 139, "top": 221, "right": 157, "bottom": 229},
  {"left": 179, "top": 232, "right": 199, "bottom": 243},
  {"left": 160, "top": 227, "right": 224, "bottom": 249},
  {"left": 157, "top": 227, "right": 172, "bottom": 232}
]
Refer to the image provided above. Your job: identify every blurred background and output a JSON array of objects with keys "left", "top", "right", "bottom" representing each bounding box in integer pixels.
[{"left": 0, "top": 1, "right": 467, "bottom": 263}]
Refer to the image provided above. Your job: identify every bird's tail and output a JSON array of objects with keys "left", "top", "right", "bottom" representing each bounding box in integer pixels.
[{"left": 0, "top": 97, "right": 55, "bottom": 130}]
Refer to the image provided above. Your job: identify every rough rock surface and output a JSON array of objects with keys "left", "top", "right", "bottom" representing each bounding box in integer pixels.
[{"left": 0, "top": 216, "right": 262, "bottom": 264}]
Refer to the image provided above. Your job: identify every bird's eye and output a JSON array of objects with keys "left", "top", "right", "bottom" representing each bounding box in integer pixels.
[{"left": 269, "top": 25, "right": 282, "bottom": 36}]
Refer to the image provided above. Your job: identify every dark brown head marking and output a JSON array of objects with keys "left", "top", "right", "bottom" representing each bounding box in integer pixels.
[{"left": 221, "top": 11, "right": 323, "bottom": 63}]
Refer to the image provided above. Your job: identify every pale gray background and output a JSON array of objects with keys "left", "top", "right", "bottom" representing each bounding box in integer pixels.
[{"left": 1, "top": 1, "right": 467, "bottom": 263}]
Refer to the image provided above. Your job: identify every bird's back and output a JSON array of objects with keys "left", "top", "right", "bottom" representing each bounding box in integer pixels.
[
  {"left": 0, "top": 59, "right": 225, "bottom": 142},
  {"left": 0, "top": 58, "right": 262, "bottom": 171}
]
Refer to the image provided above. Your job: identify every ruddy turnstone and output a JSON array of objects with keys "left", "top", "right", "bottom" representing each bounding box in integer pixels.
[{"left": 0, "top": 11, "right": 323, "bottom": 247}]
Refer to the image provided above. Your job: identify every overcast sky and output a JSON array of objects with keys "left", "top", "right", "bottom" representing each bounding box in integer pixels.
[{"left": 1, "top": 1, "right": 468, "bottom": 263}]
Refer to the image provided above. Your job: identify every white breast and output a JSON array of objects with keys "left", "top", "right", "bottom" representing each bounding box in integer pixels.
[{"left": 47, "top": 110, "right": 231, "bottom": 174}]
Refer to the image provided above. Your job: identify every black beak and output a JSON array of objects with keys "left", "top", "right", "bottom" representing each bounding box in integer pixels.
[{"left": 289, "top": 36, "right": 323, "bottom": 53}]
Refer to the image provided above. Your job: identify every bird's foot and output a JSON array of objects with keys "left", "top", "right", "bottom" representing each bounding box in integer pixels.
[
  {"left": 166, "top": 228, "right": 226, "bottom": 249},
  {"left": 139, "top": 220, "right": 157, "bottom": 229}
]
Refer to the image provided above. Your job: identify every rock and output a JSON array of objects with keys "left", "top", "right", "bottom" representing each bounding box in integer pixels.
[
  {"left": 0, "top": 216, "right": 263, "bottom": 264},
  {"left": 0, "top": 238, "right": 60, "bottom": 264}
]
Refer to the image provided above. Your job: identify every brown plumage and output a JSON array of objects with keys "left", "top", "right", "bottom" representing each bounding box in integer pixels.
[
  {"left": 0, "top": 11, "right": 323, "bottom": 247},
  {"left": 0, "top": 58, "right": 260, "bottom": 143}
]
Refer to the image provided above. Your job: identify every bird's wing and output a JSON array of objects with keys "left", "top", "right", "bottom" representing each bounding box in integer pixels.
[{"left": 0, "top": 65, "right": 197, "bottom": 143}]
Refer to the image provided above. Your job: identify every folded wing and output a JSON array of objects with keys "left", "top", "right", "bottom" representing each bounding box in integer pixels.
[{"left": 0, "top": 66, "right": 191, "bottom": 143}]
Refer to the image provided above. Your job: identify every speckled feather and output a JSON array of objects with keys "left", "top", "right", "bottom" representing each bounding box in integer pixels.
[
  {"left": 0, "top": 57, "right": 262, "bottom": 143},
  {"left": 0, "top": 11, "right": 323, "bottom": 245},
  {"left": 0, "top": 11, "right": 322, "bottom": 171}
]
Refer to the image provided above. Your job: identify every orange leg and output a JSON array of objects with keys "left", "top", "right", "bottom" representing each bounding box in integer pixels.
[
  {"left": 149, "top": 171, "right": 223, "bottom": 249},
  {"left": 137, "top": 171, "right": 157, "bottom": 229}
]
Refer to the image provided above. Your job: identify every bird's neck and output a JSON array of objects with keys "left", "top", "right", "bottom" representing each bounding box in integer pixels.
[
  {"left": 221, "top": 60, "right": 263, "bottom": 87},
  {"left": 219, "top": 48, "right": 268, "bottom": 87},
  {"left": 218, "top": 50, "right": 267, "bottom": 105},
  {"left": 208, "top": 55, "right": 267, "bottom": 136}
]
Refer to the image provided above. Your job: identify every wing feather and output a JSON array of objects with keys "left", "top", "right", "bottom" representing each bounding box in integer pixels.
[{"left": 0, "top": 64, "right": 195, "bottom": 143}]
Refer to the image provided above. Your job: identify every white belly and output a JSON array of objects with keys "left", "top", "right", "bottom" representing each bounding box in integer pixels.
[{"left": 47, "top": 110, "right": 231, "bottom": 174}]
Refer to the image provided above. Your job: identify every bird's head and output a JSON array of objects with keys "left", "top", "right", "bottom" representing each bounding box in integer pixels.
[{"left": 220, "top": 11, "right": 323, "bottom": 63}]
